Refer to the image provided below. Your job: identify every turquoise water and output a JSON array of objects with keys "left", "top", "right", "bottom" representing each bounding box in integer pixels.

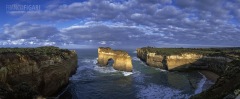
[{"left": 58, "top": 49, "right": 213, "bottom": 99}]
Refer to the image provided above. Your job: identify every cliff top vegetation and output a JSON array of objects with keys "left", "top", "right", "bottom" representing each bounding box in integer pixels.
[
  {"left": 0, "top": 46, "right": 74, "bottom": 59},
  {"left": 139, "top": 47, "right": 240, "bottom": 58}
]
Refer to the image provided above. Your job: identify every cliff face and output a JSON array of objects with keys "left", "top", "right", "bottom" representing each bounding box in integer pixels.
[
  {"left": 137, "top": 48, "right": 228, "bottom": 74},
  {"left": 98, "top": 47, "right": 132, "bottom": 72},
  {"left": 137, "top": 47, "right": 240, "bottom": 98},
  {"left": 191, "top": 60, "right": 240, "bottom": 99},
  {"left": 0, "top": 46, "right": 77, "bottom": 98}
]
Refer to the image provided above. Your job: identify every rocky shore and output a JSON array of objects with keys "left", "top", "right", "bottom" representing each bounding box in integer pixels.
[
  {"left": 0, "top": 46, "right": 78, "bottom": 98},
  {"left": 137, "top": 47, "right": 240, "bottom": 99}
]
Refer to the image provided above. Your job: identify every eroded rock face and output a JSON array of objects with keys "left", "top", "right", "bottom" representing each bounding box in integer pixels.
[
  {"left": 137, "top": 48, "right": 228, "bottom": 72},
  {"left": 166, "top": 53, "right": 203, "bottom": 70},
  {"left": 97, "top": 47, "right": 132, "bottom": 72},
  {"left": 137, "top": 47, "right": 240, "bottom": 98},
  {"left": 191, "top": 60, "right": 240, "bottom": 99},
  {"left": 0, "top": 47, "right": 77, "bottom": 98}
]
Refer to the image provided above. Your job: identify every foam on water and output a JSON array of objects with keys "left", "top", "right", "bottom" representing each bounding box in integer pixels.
[
  {"left": 80, "top": 58, "right": 134, "bottom": 76},
  {"left": 81, "top": 58, "right": 98, "bottom": 64},
  {"left": 132, "top": 57, "right": 141, "bottom": 61},
  {"left": 136, "top": 83, "right": 190, "bottom": 99},
  {"left": 133, "top": 51, "right": 137, "bottom": 53},
  {"left": 154, "top": 68, "right": 167, "bottom": 72},
  {"left": 70, "top": 66, "right": 95, "bottom": 81},
  {"left": 121, "top": 71, "right": 133, "bottom": 76},
  {"left": 194, "top": 72, "right": 207, "bottom": 94},
  {"left": 93, "top": 65, "right": 118, "bottom": 73}
]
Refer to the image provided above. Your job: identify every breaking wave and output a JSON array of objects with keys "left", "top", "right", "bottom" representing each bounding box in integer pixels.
[
  {"left": 76, "top": 58, "right": 134, "bottom": 77},
  {"left": 132, "top": 57, "right": 141, "bottom": 61},
  {"left": 136, "top": 83, "right": 190, "bottom": 99},
  {"left": 194, "top": 72, "right": 207, "bottom": 94}
]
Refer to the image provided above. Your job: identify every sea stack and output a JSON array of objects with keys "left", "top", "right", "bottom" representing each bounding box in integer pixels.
[{"left": 97, "top": 47, "right": 133, "bottom": 72}]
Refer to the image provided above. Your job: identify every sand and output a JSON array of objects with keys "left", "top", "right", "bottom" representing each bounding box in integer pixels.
[{"left": 199, "top": 70, "right": 220, "bottom": 83}]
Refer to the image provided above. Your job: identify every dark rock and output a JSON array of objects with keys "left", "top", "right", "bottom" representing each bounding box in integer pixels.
[
  {"left": 136, "top": 47, "right": 240, "bottom": 98},
  {"left": 0, "top": 46, "right": 78, "bottom": 98}
]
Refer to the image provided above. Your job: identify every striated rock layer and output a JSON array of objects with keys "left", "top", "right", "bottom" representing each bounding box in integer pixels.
[
  {"left": 137, "top": 47, "right": 240, "bottom": 98},
  {"left": 137, "top": 47, "right": 228, "bottom": 74},
  {"left": 0, "top": 46, "right": 77, "bottom": 98},
  {"left": 97, "top": 47, "right": 132, "bottom": 72}
]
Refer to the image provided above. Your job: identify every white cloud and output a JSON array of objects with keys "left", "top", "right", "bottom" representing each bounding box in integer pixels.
[
  {"left": 3, "top": 22, "right": 59, "bottom": 39},
  {"left": 99, "top": 41, "right": 106, "bottom": 45},
  {"left": 1, "top": 0, "right": 240, "bottom": 47}
]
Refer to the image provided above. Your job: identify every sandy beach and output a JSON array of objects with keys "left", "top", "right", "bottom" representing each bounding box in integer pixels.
[{"left": 199, "top": 70, "right": 220, "bottom": 83}]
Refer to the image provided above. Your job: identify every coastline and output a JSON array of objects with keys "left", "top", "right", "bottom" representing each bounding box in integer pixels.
[{"left": 199, "top": 70, "right": 220, "bottom": 83}]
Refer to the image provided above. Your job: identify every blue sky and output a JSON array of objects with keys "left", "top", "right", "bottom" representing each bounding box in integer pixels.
[{"left": 0, "top": 0, "right": 240, "bottom": 48}]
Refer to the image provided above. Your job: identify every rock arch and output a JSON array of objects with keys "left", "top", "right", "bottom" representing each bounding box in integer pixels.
[{"left": 97, "top": 47, "right": 133, "bottom": 72}]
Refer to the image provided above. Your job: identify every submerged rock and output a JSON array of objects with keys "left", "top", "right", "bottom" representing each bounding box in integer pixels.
[
  {"left": 97, "top": 47, "right": 133, "bottom": 72},
  {"left": 0, "top": 46, "right": 77, "bottom": 98}
]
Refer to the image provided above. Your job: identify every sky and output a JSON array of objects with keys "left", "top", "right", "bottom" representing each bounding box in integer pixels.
[{"left": 0, "top": 0, "right": 240, "bottom": 48}]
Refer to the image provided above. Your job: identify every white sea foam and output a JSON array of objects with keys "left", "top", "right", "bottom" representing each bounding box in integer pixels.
[
  {"left": 93, "top": 58, "right": 98, "bottom": 64},
  {"left": 93, "top": 66, "right": 117, "bottom": 73},
  {"left": 121, "top": 71, "right": 133, "bottom": 76},
  {"left": 70, "top": 66, "right": 95, "bottom": 81},
  {"left": 154, "top": 68, "right": 167, "bottom": 72},
  {"left": 133, "top": 51, "right": 137, "bottom": 53},
  {"left": 79, "top": 57, "right": 135, "bottom": 77},
  {"left": 136, "top": 83, "right": 190, "bottom": 99},
  {"left": 132, "top": 57, "right": 141, "bottom": 61},
  {"left": 81, "top": 58, "right": 95, "bottom": 63},
  {"left": 194, "top": 72, "right": 207, "bottom": 94}
]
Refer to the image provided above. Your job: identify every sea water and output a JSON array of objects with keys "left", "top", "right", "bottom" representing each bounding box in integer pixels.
[{"left": 58, "top": 49, "right": 214, "bottom": 99}]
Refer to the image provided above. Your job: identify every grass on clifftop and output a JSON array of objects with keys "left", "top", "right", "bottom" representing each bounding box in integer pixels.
[
  {"left": 0, "top": 46, "right": 68, "bottom": 53},
  {"left": 0, "top": 46, "right": 73, "bottom": 59},
  {"left": 140, "top": 47, "right": 240, "bottom": 57}
]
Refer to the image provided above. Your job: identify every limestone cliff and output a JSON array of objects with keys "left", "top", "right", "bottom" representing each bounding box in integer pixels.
[
  {"left": 191, "top": 60, "right": 240, "bottom": 99},
  {"left": 0, "top": 46, "right": 77, "bottom": 98},
  {"left": 97, "top": 47, "right": 132, "bottom": 72},
  {"left": 137, "top": 47, "right": 228, "bottom": 74},
  {"left": 137, "top": 47, "right": 240, "bottom": 98}
]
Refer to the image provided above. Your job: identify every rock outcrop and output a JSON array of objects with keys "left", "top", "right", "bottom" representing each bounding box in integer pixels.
[
  {"left": 137, "top": 47, "right": 240, "bottom": 98},
  {"left": 137, "top": 47, "right": 228, "bottom": 73},
  {"left": 97, "top": 47, "right": 132, "bottom": 72},
  {"left": 0, "top": 46, "right": 77, "bottom": 98},
  {"left": 191, "top": 60, "right": 240, "bottom": 99}
]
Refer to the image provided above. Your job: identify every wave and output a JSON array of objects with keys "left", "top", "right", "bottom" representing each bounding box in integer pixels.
[
  {"left": 121, "top": 71, "right": 133, "bottom": 76},
  {"left": 80, "top": 58, "right": 134, "bottom": 76},
  {"left": 154, "top": 68, "right": 167, "bottom": 72},
  {"left": 133, "top": 51, "right": 137, "bottom": 53},
  {"left": 136, "top": 83, "right": 190, "bottom": 99},
  {"left": 93, "top": 66, "right": 118, "bottom": 73},
  {"left": 80, "top": 58, "right": 98, "bottom": 64},
  {"left": 132, "top": 57, "right": 141, "bottom": 61},
  {"left": 194, "top": 72, "right": 207, "bottom": 94}
]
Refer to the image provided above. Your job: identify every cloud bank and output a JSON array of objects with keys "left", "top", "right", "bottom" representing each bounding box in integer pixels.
[{"left": 1, "top": 0, "right": 240, "bottom": 48}]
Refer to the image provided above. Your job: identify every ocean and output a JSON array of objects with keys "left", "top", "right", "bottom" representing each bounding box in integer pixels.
[{"left": 58, "top": 49, "right": 214, "bottom": 99}]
